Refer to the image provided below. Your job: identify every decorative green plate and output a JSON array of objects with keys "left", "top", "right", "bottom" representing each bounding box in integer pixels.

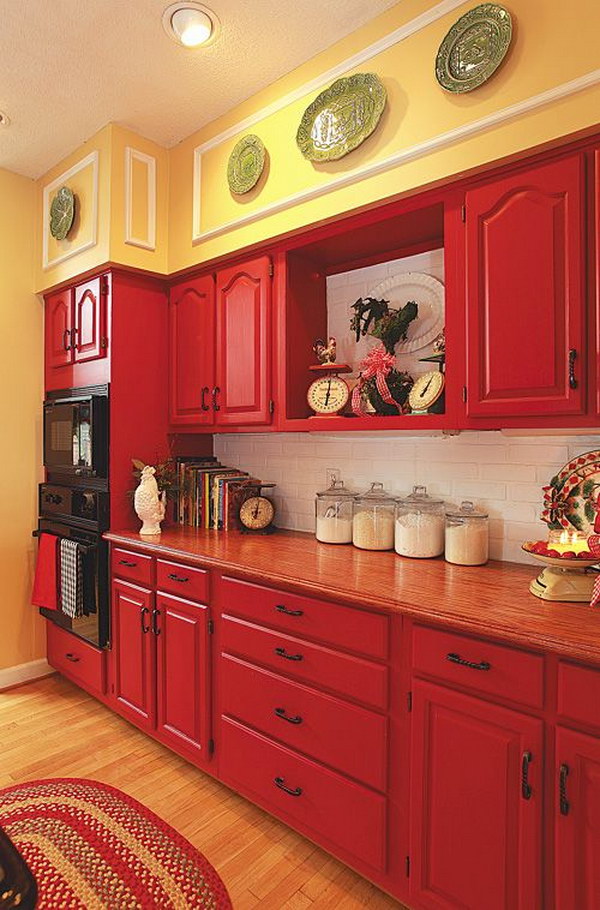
[
  {"left": 435, "top": 4, "right": 513, "bottom": 94},
  {"left": 227, "top": 134, "right": 266, "bottom": 195},
  {"left": 49, "top": 185, "right": 75, "bottom": 240},
  {"left": 296, "top": 73, "right": 387, "bottom": 162}
]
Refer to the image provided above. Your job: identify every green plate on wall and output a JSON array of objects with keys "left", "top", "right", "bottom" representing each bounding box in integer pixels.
[
  {"left": 435, "top": 4, "right": 513, "bottom": 94},
  {"left": 49, "top": 185, "right": 75, "bottom": 240},
  {"left": 227, "top": 134, "right": 266, "bottom": 195},
  {"left": 296, "top": 72, "right": 387, "bottom": 162}
]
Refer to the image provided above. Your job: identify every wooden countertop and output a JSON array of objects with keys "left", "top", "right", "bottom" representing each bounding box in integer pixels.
[{"left": 105, "top": 527, "right": 600, "bottom": 665}]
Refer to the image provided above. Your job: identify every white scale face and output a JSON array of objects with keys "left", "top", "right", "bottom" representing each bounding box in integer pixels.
[{"left": 307, "top": 375, "right": 350, "bottom": 415}]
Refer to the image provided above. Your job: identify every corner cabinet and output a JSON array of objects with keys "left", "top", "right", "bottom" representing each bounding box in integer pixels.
[
  {"left": 169, "top": 254, "right": 274, "bottom": 429},
  {"left": 45, "top": 274, "right": 109, "bottom": 390}
]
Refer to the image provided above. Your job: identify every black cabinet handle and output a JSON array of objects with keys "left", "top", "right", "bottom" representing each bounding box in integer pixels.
[
  {"left": 118, "top": 559, "right": 137, "bottom": 568},
  {"left": 140, "top": 606, "right": 150, "bottom": 634},
  {"left": 521, "top": 751, "right": 533, "bottom": 800},
  {"left": 167, "top": 572, "right": 189, "bottom": 583},
  {"left": 212, "top": 386, "right": 220, "bottom": 411},
  {"left": 63, "top": 329, "right": 72, "bottom": 352},
  {"left": 446, "top": 652, "right": 491, "bottom": 672},
  {"left": 71, "top": 326, "right": 79, "bottom": 351},
  {"left": 201, "top": 386, "right": 210, "bottom": 411},
  {"left": 152, "top": 608, "right": 161, "bottom": 636},
  {"left": 568, "top": 349, "right": 578, "bottom": 390},
  {"left": 559, "top": 763, "right": 570, "bottom": 816},
  {"left": 274, "top": 776, "right": 302, "bottom": 797},
  {"left": 275, "top": 604, "right": 304, "bottom": 617},
  {"left": 274, "top": 707, "right": 303, "bottom": 725},
  {"left": 65, "top": 653, "right": 80, "bottom": 663},
  {"left": 274, "top": 647, "right": 303, "bottom": 662}
]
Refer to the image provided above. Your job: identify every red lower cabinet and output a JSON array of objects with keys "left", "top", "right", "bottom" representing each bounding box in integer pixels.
[
  {"left": 410, "top": 681, "right": 543, "bottom": 910},
  {"left": 111, "top": 580, "right": 156, "bottom": 732}
]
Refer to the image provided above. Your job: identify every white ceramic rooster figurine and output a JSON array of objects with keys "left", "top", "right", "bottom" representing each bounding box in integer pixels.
[{"left": 134, "top": 465, "right": 166, "bottom": 535}]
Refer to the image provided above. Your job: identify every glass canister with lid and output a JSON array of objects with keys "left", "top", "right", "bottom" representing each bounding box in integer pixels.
[
  {"left": 395, "top": 485, "right": 445, "bottom": 558},
  {"left": 445, "top": 501, "right": 489, "bottom": 566},
  {"left": 352, "top": 482, "right": 396, "bottom": 551},
  {"left": 315, "top": 479, "right": 355, "bottom": 544}
]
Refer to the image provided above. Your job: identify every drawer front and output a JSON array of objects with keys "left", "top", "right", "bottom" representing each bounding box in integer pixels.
[
  {"left": 220, "top": 717, "right": 386, "bottom": 871},
  {"left": 221, "top": 654, "right": 387, "bottom": 791},
  {"left": 46, "top": 622, "right": 106, "bottom": 695},
  {"left": 222, "top": 615, "right": 388, "bottom": 710},
  {"left": 558, "top": 661, "right": 600, "bottom": 728},
  {"left": 157, "top": 558, "right": 209, "bottom": 603},
  {"left": 219, "top": 575, "right": 388, "bottom": 660},
  {"left": 111, "top": 547, "right": 154, "bottom": 587},
  {"left": 412, "top": 625, "right": 544, "bottom": 709}
]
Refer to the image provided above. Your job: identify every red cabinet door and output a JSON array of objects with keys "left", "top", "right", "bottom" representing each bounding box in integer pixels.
[
  {"left": 73, "top": 275, "right": 107, "bottom": 363},
  {"left": 215, "top": 255, "right": 272, "bottom": 425},
  {"left": 555, "top": 726, "right": 600, "bottom": 910},
  {"left": 466, "top": 154, "right": 585, "bottom": 419},
  {"left": 155, "top": 593, "right": 211, "bottom": 760},
  {"left": 169, "top": 274, "right": 216, "bottom": 426},
  {"left": 45, "top": 288, "right": 74, "bottom": 371},
  {"left": 410, "top": 681, "right": 543, "bottom": 910},
  {"left": 595, "top": 148, "right": 600, "bottom": 417},
  {"left": 111, "top": 579, "right": 156, "bottom": 732}
]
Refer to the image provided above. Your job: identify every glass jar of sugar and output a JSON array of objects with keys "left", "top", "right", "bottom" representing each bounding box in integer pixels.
[
  {"left": 395, "top": 485, "right": 445, "bottom": 558},
  {"left": 445, "top": 501, "right": 489, "bottom": 566},
  {"left": 315, "top": 480, "right": 355, "bottom": 544},
  {"left": 352, "top": 483, "right": 396, "bottom": 551}
]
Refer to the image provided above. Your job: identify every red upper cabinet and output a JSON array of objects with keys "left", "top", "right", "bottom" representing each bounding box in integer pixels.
[
  {"left": 45, "top": 288, "right": 73, "bottom": 372},
  {"left": 465, "top": 154, "right": 586, "bottom": 419},
  {"left": 169, "top": 274, "right": 216, "bottom": 426},
  {"left": 215, "top": 255, "right": 273, "bottom": 425},
  {"left": 73, "top": 276, "right": 108, "bottom": 363}
]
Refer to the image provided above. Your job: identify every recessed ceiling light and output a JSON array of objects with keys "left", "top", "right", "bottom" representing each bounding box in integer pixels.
[
  {"left": 162, "top": 2, "right": 218, "bottom": 48},
  {"left": 0, "top": 112, "right": 10, "bottom": 127}
]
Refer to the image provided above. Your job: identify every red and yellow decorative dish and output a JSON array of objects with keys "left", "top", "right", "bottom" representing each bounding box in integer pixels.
[{"left": 522, "top": 540, "right": 599, "bottom": 568}]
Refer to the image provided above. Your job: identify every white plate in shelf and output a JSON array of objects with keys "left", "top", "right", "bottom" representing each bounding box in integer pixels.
[{"left": 367, "top": 271, "right": 445, "bottom": 353}]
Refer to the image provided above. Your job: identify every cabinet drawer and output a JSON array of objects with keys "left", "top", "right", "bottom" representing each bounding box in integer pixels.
[
  {"left": 221, "top": 654, "right": 387, "bottom": 791},
  {"left": 46, "top": 622, "right": 106, "bottom": 695},
  {"left": 111, "top": 547, "right": 153, "bottom": 587},
  {"left": 220, "top": 717, "right": 386, "bottom": 871},
  {"left": 558, "top": 661, "right": 600, "bottom": 728},
  {"left": 412, "top": 625, "right": 544, "bottom": 709},
  {"left": 222, "top": 615, "right": 388, "bottom": 710},
  {"left": 219, "top": 575, "right": 388, "bottom": 660},
  {"left": 157, "top": 558, "right": 209, "bottom": 603}
]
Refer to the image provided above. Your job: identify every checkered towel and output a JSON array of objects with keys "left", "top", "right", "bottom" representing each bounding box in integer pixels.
[{"left": 60, "top": 538, "right": 83, "bottom": 619}]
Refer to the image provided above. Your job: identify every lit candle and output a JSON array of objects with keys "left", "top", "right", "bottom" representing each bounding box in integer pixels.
[{"left": 550, "top": 529, "right": 590, "bottom": 556}]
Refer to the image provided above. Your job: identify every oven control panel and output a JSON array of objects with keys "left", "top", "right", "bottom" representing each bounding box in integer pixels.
[{"left": 39, "top": 484, "right": 109, "bottom": 530}]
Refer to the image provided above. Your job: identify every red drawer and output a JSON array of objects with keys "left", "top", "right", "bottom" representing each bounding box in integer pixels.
[
  {"left": 111, "top": 547, "right": 153, "bottom": 587},
  {"left": 222, "top": 615, "right": 388, "bottom": 710},
  {"left": 412, "top": 624, "right": 544, "bottom": 709},
  {"left": 220, "top": 654, "right": 387, "bottom": 791},
  {"left": 46, "top": 622, "right": 106, "bottom": 695},
  {"left": 558, "top": 661, "right": 600, "bottom": 729},
  {"left": 220, "top": 717, "right": 386, "bottom": 871},
  {"left": 156, "top": 558, "right": 209, "bottom": 604},
  {"left": 219, "top": 575, "right": 388, "bottom": 660}
]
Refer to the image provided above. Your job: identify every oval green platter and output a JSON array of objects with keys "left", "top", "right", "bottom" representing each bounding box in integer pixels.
[
  {"left": 49, "top": 185, "right": 75, "bottom": 241},
  {"left": 227, "top": 134, "right": 266, "bottom": 195},
  {"left": 296, "top": 72, "right": 387, "bottom": 163},
  {"left": 435, "top": 3, "right": 513, "bottom": 94}
]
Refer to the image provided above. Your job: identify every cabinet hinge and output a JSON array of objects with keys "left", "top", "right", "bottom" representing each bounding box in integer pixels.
[
  {"left": 461, "top": 204, "right": 466, "bottom": 223},
  {"left": 101, "top": 275, "right": 109, "bottom": 296},
  {"left": 208, "top": 738, "right": 215, "bottom": 755},
  {"left": 269, "top": 399, "right": 275, "bottom": 415},
  {"left": 208, "top": 619, "right": 214, "bottom": 635},
  {"left": 462, "top": 385, "right": 467, "bottom": 404},
  {"left": 405, "top": 856, "right": 410, "bottom": 878},
  {"left": 268, "top": 260, "right": 274, "bottom": 278},
  {"left": 100, "top": 337, "right": 108, "bottom": 349},
  {"left": 407, "top": 691, "right": 412, "bottom": 713}
]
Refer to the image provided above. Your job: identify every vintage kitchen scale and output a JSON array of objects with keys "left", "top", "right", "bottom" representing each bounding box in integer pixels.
[
  {"left": 239, "top": 482, "right": 278, "bottom": 534},
  {"left": 307, "top": 337, "right": 352, "bottom": 418}
]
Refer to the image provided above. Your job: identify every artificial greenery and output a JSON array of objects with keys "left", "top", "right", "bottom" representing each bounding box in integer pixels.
[
  {"left": 131, "top": 458, "right": 177, "bottom": 500},
  {"left": 361, "top": 370, "right": 414, "bottom": 415},
  {"left": 350, "top": 296, "right": 419, "bottom": 355}
]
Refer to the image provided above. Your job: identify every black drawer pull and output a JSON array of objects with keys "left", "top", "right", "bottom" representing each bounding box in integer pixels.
[
  {"left": 274, "top": 647, "right": 303, "bottom": 662},
  {"left": 559, "top": 763, "right": 570, "bottom": 816},
  {"left": 140, "top": 606, "right": 150, "bottom": 634},
  {"left": 274, "top": 707, "right": 303, "bottom": 725},
  {"left": 65, "top": 653, "right": 80, "bottom": 663},
  {"left": 201, "top": 386, "right": 210, "bottom": 411},
  {"left": 274, "top": 776, "right": 302, "bottom": 797},
  {"left": 446, "top": 652, "right": 491, "bottom": 672},
  {"left": 167, "top": 572, "right": 189, "bottom": 583},
  {"left": 521, "top": 751, "right": 533, "bottom": 800},
  {"left": 275, "top": 604, "right": 304, "bottom": 617},
  {"left": 152, "top": 608, "right": 161, "bottom": 636},
  {"left": 118, "top": 559, "right": 137, "bottom": 568},
  {"left": 568, "top": 348, "right": 578, "bottom": 390}
]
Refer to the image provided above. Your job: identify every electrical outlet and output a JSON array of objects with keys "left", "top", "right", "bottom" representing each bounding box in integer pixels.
[{"left": 325, "top": 467, "right": 341, "bottom": 487}]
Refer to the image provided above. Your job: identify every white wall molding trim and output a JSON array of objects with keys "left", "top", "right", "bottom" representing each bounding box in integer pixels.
[
  {"left": 0, "top": 659, "right": 54, "bottom": 691},
  {"left": 124, "top": 147, "right": 157, "bottom": 251},
  {"left": 193, "top": 68, "right": 600, "bottom": 244},
  {"left": 42, "top": 150, "right": 99, "bottom": 270}
]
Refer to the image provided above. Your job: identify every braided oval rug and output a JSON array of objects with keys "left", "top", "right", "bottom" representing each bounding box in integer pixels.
[{"left": 0, "top": 778, "right": 232, "bottom": 909}]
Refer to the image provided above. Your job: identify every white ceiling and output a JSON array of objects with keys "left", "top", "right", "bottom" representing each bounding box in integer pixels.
[{"left": 0, "top": 0, "right": 398, "bottom": 178}]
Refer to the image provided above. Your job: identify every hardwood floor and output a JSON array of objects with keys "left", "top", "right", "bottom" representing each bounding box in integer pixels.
[{"left": 0, "top": 675, "right": 404, "bottom": 909}]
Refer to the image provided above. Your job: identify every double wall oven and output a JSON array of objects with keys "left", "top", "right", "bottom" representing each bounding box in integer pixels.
[{"left": 38, "top": 385, "right": 110, "bottom": 648}]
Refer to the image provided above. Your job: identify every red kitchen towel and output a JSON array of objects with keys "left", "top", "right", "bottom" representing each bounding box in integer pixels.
[{"left": 31, "top": 533, "right": 59, "bottom": 610}]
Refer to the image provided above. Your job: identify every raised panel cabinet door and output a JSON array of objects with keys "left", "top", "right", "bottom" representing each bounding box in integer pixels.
[
  {"left": 215, "top": 255, "right": 272, "bottom": 425},
  {"left": 155, "top": 593, "right": 210, "bottom": 759},
  {"left": 111, "top": 579, "right": 156, "bottom": 732},
  {"left": 45, "top": 289, "right": 74, "bottom": 370},
  {"left": 410, "top": 681, "right": 543, "bottom": 910},
  {"left": 555, "top": 727, "right": 600, "bottom": 910},
  {"left": 73, "top": 275, "right": 107, "bottom": 363},
  {"left": 168, "top": 274, "right": 216, "bottom": 426},
  {"left": 466, "top": 154, "right": 585, "bottom": 418}
]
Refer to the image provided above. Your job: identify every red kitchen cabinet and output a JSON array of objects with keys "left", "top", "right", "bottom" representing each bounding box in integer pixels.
[
  {"left": 465, "top": 154, "right": 586, "bottom": 419},
  {"left": 410, "top": 681, "right": 543, "bottom": 910},
  {"left": 45, "top": 288, "right": 73, "bottom": 371},
  {"left": 45, "top": 274, "right": 109, "bottom": 390},
  {"left": 555, "top": 726, "right": 600, "bottom": 910},
  {"left": 73, "top": 276, "right": 107, "bottom": 363},
  {"left": 169, "top": 274, "right": 216, "bottom": 426},
  {"left": 111, "top": 579, "right": 155, "bottom": 732}
]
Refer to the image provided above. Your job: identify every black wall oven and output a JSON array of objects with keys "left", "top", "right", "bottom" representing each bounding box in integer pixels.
[{"left": 43, "top": 385, "right": 109, "bottom": 484}]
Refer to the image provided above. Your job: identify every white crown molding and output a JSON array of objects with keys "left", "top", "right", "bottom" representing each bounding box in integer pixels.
[
  {"left": 42, "top": 150, "right": 99, "bottom": 270},
  {"left": 0, "top": 658, "right": 54, "bottom": 691},
  {"left": 125, "top": 147, "right": 157, "bottom": 251},
  {"left": 192, "top": 68, "right": 600, "bottom": 245}
]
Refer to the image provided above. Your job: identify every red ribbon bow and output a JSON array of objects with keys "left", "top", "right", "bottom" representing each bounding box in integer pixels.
[{"left": 352, "top": 345, "right": 399, "bottom": 417}]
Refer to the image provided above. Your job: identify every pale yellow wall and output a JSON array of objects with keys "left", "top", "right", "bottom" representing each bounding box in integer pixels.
[{"left": 0, "top": 167, "right": 44, "bottom": 671}]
